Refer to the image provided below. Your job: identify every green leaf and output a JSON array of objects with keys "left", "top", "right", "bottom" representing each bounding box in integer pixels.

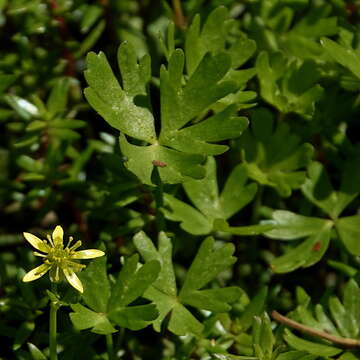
[
  {"left": 76, "top": 20, "right": 106, "bottom": 58},
  {"left": 134, "top": 232, "right": 242, "bottom": 335},
  {"left": 336, "top": 215, "right": 360, "bottom": 256},
  {"left": 213, "top": 354, "right": 258, "bottom": 360},
  {"left": 85, "top": 43, "right": 155, "bottom": 142},
  {"left": 270, "top": 228, "right": 331, "bottom": 273},
  {"left": 163, "top": 157, "right": 257, "bottom": 235},
  {"left": 329, "top": 280, "right": 360, "bottom": 339},
  {"left": 288, "top": 279, "right": 360, "bottom": 353},
  {"left": 283, "top": 329, "right": 342, "bottom": 357},
  {"left": 185, "top": 7, "right": 256, "bottom": 75},
  {"left": 27, "top": 342, "right": 47, "bottom": 360},
  {"left": 163, "top": 193, "right": 212, "bottom": 235},
  {"left": 276, "top": 351, "right": 318, "bottom": 360},
  {"left": 264, "top": 210, "right": 331, "bottom": 240},
  {"left": 75, "top": 253, "right": 159, "bottom": 332},
  {"left": 109, "top": 304, "right": 158, "bottom": 331},
  {"left": 256, "top": 52, "right": 323, "bottom": 119},
  {"left": 321, "top": 37, "right": 360, "bottom": 80},
  {"left": 239, "top": 108, "right": 313, "bottom": 196},
  {"left": 47, "top": 78, "right": 71, "bottom": 116},
  {"left": 79, "top": 256, "right": 110, "bottom": 313},
  {"left": 253, "top": 313, "right": 274, "bottom": 359},
  {"left": 108, "top": 254, "right": 160, "bottom": 309},
  {"left": 239, "top": 287, "right": 268, "bottom": 332},
  {"left": 107, "top": 254, "right": 160, "bottom": 330},
  {"left": 85, "top": 32, "right": 248, "bottom": 184},
  {"left": 70, "top": 303, "right": 116, "bottom": 335},
  {"left": 5, "top": 94, "right": 39, "bottom": 120},
  {"left": 302, "top": 161, "right": 360, "bottom": 219},
  {"left": 16, "top": 155, "right": 43, "bottom": 173}
]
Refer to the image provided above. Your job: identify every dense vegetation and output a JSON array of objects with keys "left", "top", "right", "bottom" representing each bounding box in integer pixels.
[{"left": 1, "top": 0, "right": 360, "bottom": 359}]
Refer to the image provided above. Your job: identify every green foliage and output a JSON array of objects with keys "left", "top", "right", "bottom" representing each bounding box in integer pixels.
[
  {"left": 256, "top": 53, "right": 324, "bottom": 119},
  {"left": 163, "top": 156, "right": 257, "bottom": 235},
  {"left": 238, "top": 108, "right": 314, "bottom": 197},
  {"left": 279, "top": 280, "right": 360, "bottom": 358},
  {"left": 70, "top": 255, "right": 160, "bottom": 333},
  {"left": 1, "top": 0, "right": 360, "bottom": 359},
  {"left": 85, "top": 38, "right": 249, "bottom": 185},
  {"left": 134, "top": 232, "right": 243, "bottom": 335}
]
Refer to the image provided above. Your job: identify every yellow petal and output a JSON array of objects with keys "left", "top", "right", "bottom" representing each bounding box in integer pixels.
[
  {"left": 23, "top": 263, "right": 51, "bottom": 282},
  {"left": 23, "top": 232, "right": 49, "bottom": 253},
  {"left": 63, "top": 268, "right": 83, "bottom": 293},
  {"left": 52, "top": 226, "right": 64, "bottom": 247},
  {"left": 71, "top": 249, "right": 105, "bottom": 259}
]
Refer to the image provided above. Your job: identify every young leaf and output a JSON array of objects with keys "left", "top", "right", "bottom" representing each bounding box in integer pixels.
[
  {"left": 185, "top": 6, "right": 257, "bottom": 111},
  {"left": 134, "top": 232, "right": 243, "bottom": 335},
  {"left": 239, "top": 108, "right": 314, "bottom": 196},
  {"left": 253, "top": 313, "right": 275, "bottom": 359},
  {"left": 256, "top": 52, "right": 323, "bottom": 119}
]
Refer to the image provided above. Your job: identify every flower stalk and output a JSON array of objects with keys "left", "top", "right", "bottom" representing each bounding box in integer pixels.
[{"left": 49, "top": 297, "right": 58, "bottom": 360}]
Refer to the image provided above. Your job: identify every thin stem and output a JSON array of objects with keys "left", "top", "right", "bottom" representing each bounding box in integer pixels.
[
  {"left": 251, "top": 185, "right": 263, "bottom": 224},
  {"left": 49, "top": 300, "right": 58, "bottom": 360},
  {"left": 172, "top": 0, "right": 187, "bottom": 29},
  {"left": 152, "top": 166, "right": 166, "bottom": 232},
  {"left": 272, "top": 311, "right": 360, "bottom": 348},
  {"left": 106, "top": 334, "right": 114, "bottom": 360}
]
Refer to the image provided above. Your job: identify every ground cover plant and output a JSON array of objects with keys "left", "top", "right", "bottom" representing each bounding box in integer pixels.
[{"left": 1, "top": 0, "right": 360, "bottom": 359}]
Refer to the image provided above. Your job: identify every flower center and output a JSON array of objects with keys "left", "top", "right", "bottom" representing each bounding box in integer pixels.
[{"left": 47, "top": 246, "right": 70, "bottom": 265}]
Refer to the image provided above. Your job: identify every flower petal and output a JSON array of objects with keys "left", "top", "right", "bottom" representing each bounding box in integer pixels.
[
  {"left": 23, "top": 263, "right": 51, "bottom": 282},
  {"left": 23, "top": 232, "right": 49, "bottom": 253},
  {"left": 71, "top": 249, "right": 105, "bottom": 259},
  {"left": 52, "top": 225, "right": 64, "bottom": 247},
  {"left": 63, "top": 268, "right": 83, "bottom": 293}
]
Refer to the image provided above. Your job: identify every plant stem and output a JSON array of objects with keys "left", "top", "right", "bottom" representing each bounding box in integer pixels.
[
  {"left": 49, "top": 299, "right": 58, "bottom": 360},
  {"left": 152, "top": 166, "right": 166, "bottom": 232},
  {"left": 172, "top": 0, "right": 187, "bottom": 29},
  {"left": 272, "top": 311, "right": 360, "bottom": 348},
  {"left": 106, "top": 334, "right": 114, "bottom": 360},
  {"left": 251, "top": 185, "right": 263, "bottom": 224}
]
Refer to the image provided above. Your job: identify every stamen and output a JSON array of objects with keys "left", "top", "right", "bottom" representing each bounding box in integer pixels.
[
  {"left": 66, "top": 260, "right": 86, "bottom": 270},
  {"left": 66, "top": 236, "right": 74, "bottom": 249},
  {"left": 47, "top": 234, "right": 54, "bottom": 247},
  {"left": 55, "top": 266, "right": 60, "bottom": 282},
  {"left": 70, "top": 240, "right": 82, "bottom": 251},
  {"left": 33, "top": 251, "right": 46, "bottom": 257}
]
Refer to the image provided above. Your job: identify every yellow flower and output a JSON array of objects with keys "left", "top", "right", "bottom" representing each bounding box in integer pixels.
[{"left": 22, "top": 225, "right": 104, "bottom": 293}]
